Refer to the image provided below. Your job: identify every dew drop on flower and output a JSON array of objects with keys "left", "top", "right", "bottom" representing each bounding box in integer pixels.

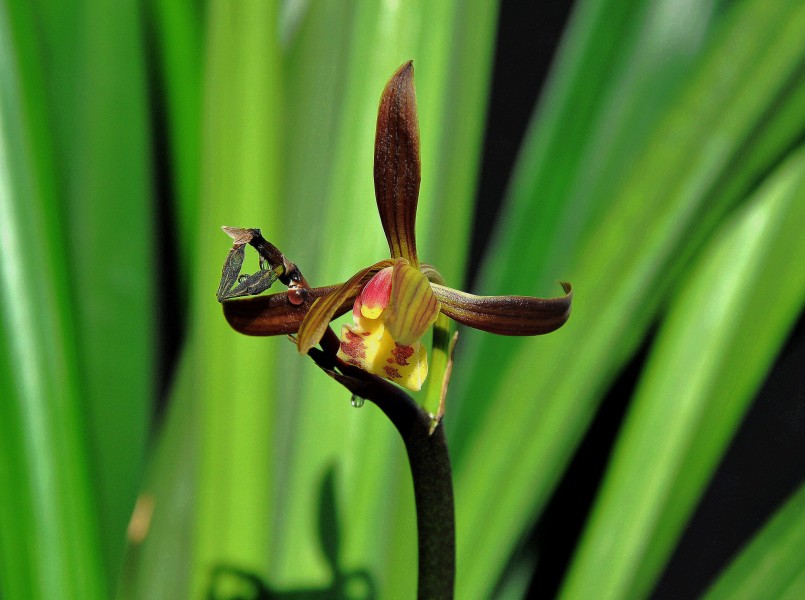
[{"left": 350, "top": 394, "right": 365, "bottom": 408}]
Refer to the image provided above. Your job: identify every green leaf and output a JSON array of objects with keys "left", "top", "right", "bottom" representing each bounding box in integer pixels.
[
  {"left": 118, "top": 357, "right": 200, "bottom": 600},
  {"left": 184, "top": 2, "right": 284, "bottom": 596},
  {"left": 0, "top": 3, "right": 105, "bottom": 597},
  {"left": 560, "top": 145, "right": 805, "bottom": 599},
  {"left": 66, "top": 1, "right": 155, "bottom": 578},
  {"left": 148, "top": 0, "right": 203, "bottom": 283},
  {"left": 19, "top": 0, "right": 156, "bottom": 579},
  {"left": 449, "top": 0, "right": 805, "bottom": 597},
  {"left": 704, "top": 483, "right": 805, "bottom": 600}
]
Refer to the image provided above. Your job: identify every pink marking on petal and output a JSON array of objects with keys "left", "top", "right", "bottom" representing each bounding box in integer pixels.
[
  {"left": 360, "top": 267, "right": 394, "bottom": 319},
  {"left": 352, "top": 294, "right": 364, "bottom": 319}
]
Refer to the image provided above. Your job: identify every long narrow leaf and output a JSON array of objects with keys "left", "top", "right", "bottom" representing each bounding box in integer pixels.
[
  {"left": 450, "top": 1, "right": 805, "bottom": 597},
  {"left": 0, "top": 4, "right": 105, "bottom": 597},
  {"left": 560, "top": 145, "right": 805, "bottom": 599},
  {"left": 186, "top": 2, "right": 283, "bottom": 597},
  {"left": 704, "top": 483, "right": 805, "bottom": 600},
  {"left": 16, "top": 0, "right": 157, "bottom": 579}
]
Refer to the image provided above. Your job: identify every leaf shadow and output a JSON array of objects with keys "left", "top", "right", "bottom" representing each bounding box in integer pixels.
[{"left": 207, "top": 464, "right": 376, "bottom": 600}]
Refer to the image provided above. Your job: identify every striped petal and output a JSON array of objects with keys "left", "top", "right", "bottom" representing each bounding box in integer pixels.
[
  {"left": 431, "top": 281, "right": 572, "bottom": 335},
  {"left": 374, "top": 61, "right": 421, "bottom": 266},
  {"left": 385, "top": 260, "right": 440, "bottom": 345},
  {"left": 297, "top": 259, "right": 396, "bottom": 354}
]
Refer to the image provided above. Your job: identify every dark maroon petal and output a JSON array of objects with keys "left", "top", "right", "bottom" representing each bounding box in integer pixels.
[
  {"left": 222, "top": 285, "right": 347, "bottom": 336},
  {"left": 431, "top": 282, "right": 572, "bottom": 336},
  {"left": 374, "top": 61, "right": 421, "bottom": 265}
]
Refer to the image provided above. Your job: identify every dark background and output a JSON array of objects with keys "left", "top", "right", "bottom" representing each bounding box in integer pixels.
[{"left": 472, "top": 1, "right": 805, "bottom": 597}]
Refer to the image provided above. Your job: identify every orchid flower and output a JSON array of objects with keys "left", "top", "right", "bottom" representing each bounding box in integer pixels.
[{"left": 221, "top": 61, "right": 571, "bottom": 394}]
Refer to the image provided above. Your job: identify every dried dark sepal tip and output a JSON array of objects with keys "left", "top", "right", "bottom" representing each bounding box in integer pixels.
[
  {"left": 217, "top": 244, "right": 246, "bottom": 302},
  {"left": 431, "top": 282, "right": 573, "bottom": 336},
  {"left": 375, "top": 60, "right": 421, "bottom": 267},
  {"left": 222, "top": 226, "right": 259, "bottom": 246},
  {"left": 217, "top": 227, "right": 278, "bottom": 302},
  {"left": 221, "top": 225, "right": 309, "bottom": 290}
]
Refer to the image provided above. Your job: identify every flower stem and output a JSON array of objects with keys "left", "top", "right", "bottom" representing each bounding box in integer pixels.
[
  {"left": 231, "top": 235, "right": 456, "bottom": 598},
  {"left": 367, "top": 380, "right": 455, "bottom": 600},
  {"left": 313, "top": 330, "right": 456, "bottom": 599}
]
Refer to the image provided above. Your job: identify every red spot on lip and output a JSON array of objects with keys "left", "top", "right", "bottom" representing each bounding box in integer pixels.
[
  {"left": 340, "top": 330, "right": 366, "bottom": 359},
  {"left": 383, "top": 365, "right": 401, "bottom": 379},
  {"left": 391, "top": 343, "right": 414, "bottom": 366}
]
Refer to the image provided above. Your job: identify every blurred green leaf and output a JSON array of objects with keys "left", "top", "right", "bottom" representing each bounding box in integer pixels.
[
  {"left": 183, "top": 2, "right": 284, "bottom": 597},
  {"left": 560, "top": 144, "right": 805, "bottom": 599},
  {"left": 704, "top": 482, "right": 805, "bottom": 600},
  {"left": 66, "top": 1, "right": 155, "bottom": 578},
  {"left": 119, "top": 357, "right": 200, "bottom": 600},
  {"left": 149, "top": 0, "right": 203, "bottom": 283},
  {"left": 0, "top": 2, "right": 105, "bottom": 597},
  {"left": 449, "top": 0, "right": 805, "bottom": 597},
  {"left": 16, "top": 0, "right": 157, "bottom": 579}
]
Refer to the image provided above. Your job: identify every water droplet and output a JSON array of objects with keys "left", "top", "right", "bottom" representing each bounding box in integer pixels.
[
  {"left": 287, "top": 288, "right": 306, "bottom": 305},
  {"left": 350, "top": 394, "right": 365, "bottom": 408}
]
